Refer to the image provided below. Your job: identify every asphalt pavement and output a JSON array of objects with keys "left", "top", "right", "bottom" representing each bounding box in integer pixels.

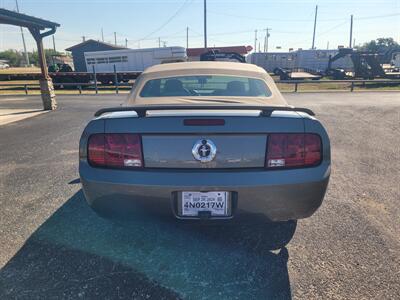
[{"left": 0, "top": 92, "right": 399, "bottom": 299}]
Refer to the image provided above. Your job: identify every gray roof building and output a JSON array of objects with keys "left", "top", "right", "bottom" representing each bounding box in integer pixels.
[{"left": 66, "top": 39, "right": 125, "bottom": 72}]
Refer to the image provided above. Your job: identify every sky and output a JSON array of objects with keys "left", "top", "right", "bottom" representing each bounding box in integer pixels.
[{"left": 0, "top": 0, "right": 399, "bottom": 53}]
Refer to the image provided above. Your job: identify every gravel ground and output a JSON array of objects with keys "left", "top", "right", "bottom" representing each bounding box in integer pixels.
[{"left": 0, "top": 92, "right": 399, "bottom": 299}]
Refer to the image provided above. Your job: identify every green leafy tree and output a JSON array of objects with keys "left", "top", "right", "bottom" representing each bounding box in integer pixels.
[
  {"left": 0, "top": 50, "right": 24, "bottom": 67},
  {"left": 358, "top": 38, "right": 400, "bottom": 54},
  {"left": 30, "top": 49, "right": 65, "bottom": 66},
  {"left": 0, "top": 49, "right": 66, "bottom": 67}
]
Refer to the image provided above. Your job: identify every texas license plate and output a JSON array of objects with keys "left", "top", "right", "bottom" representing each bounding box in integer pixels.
[{"left": 181, "top": 191, "right": 229, "bottom": 217}]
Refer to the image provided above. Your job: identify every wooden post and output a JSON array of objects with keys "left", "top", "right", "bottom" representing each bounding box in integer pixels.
[
  {"left": 34, "top": 32, "right": 49, "bottom": 79},
  {"left": 29, "top": 27, "right": 57, "bottom": 110}
]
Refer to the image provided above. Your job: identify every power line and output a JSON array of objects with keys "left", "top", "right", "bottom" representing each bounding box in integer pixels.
[
  {"left": 208, "top": 10, "right": 346, "bottom": 23},
  {"left": 288, "top": 19, "right": 350, "bottom": 48},
  {"left": 113, "top": 28, "right": 187, "bottom": 44},
  {"left": 137, "top": 0, "right": 192, "bottom": 42},
  {"left": 317, "top": 20, "right": 349, "bottom": 37},
  {"left": 208, "top": 10, "right": 400, "bottom": 23},
  {"left": 355, "top": 12, "right": 400, "bottom": 20}
]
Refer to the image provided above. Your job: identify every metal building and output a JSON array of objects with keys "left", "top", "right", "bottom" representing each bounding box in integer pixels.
[{"left": 66, "top": 39, "right": 125, "bottom": 72}]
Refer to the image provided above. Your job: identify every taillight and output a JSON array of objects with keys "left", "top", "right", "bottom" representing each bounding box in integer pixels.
[
  {"left": 88, "top": 133, "right": 143, "bottom": 168},
  {"left": 266, "top": 133, "right": 321, "bottom": 168}
]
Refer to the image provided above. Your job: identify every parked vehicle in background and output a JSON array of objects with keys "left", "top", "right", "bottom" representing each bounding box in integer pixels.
[
  {"left": 79, "top": 61, "right": 331, "bottom": 222},
  {"left": 392, "top": 52, "right": 400, "bottom": 68},
  {"left": 200, "top": 50, "right": 246, "bottom": 63},
  {"left": 84, "top": 47, "right": 187, "bottom": 73},
  {"left": 0, "top": 60, "right": 10, "bottom": 69},
  {"left": 247, "top": 49, "right": 353, "bottom": 73}
]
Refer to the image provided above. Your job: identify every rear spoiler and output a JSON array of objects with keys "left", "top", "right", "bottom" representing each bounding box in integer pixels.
[{"left": 94, "top": 105, "right": 315, "bottom": 118}]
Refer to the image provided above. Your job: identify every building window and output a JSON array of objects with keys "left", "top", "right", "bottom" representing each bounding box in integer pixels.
[
  {"left": 109, "top": 56, "right": 122, "bottom": 63},
  {"left": 122, "top": 56, "right": 128, "bottom": 62},
  {"left": 86, "top": 58, "right": 95, "bottom": 65},
  {"left": 96, "top": 57, "right": 108, "bottom": 64}
]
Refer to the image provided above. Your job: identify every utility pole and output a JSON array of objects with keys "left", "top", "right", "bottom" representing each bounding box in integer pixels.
[
  {"left": 82, "top": 36, "right": 86, "bottom": 42},
  {"left": 204, "top": 0, "right": 207, "bottom": 49},
  {"left": 52, "top": 35, "right": 56, "bottom": 52},
  {"left": 264, "top": 28, "right": 271, "bottom": 52},
  {"left": 114, "top": 32, "right": 117, "bottom": 45},
  {"left": 125, "top": 38, "right": 128, "bottom": 48},
  {"left": 311, "top": 5, "right": 318, "bottom": 49},
  {"left": 349, "top": 15, "right": 353, "bottom": 48},
  {"left": 186, "top": 26, "right": 189, "bottom": 49},
  {"left": 101, "top": 28, "right": 104, "bottom": 42},
  {"left": 158, "top": 37, "right": 161, "bottom": 48},
  {"left": 327, "top": 41, "right": 329, "bottom": 50},
  {"left": 254, "top": 30, "right": 258, "bottom": 53},
  {"left": 15, "top": 0, "right": 29, "bottom": 66}
]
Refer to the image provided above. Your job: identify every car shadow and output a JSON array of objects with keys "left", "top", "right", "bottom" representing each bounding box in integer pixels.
[{"left": 0, "top": 190, "right": 296, "bottom": 299}]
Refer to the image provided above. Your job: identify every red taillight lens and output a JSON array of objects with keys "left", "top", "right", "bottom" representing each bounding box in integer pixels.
[
  {"left": 88, "top": 133, "right": 143, "bottom": 168},
  {"left": 266, "top": 133, "right": 321, "bottom": 168}
]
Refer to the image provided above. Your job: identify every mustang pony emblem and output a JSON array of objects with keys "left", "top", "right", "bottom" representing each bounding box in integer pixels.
[{"left": 192, "top": 139, "right": 217, "bottom": 163}]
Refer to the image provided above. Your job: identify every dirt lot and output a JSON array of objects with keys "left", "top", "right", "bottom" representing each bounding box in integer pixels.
[{"left": 0, "top": 92, "right": 399, "bottom": 299}]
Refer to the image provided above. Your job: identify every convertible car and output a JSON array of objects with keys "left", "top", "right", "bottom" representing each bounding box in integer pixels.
[{"left": 79, "top": 62, "right": 330, "bottom": 221}]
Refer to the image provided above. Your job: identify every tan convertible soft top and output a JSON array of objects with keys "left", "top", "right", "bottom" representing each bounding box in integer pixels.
[{"left": 126, "top": 61, "right": 288, "bottom": 107}]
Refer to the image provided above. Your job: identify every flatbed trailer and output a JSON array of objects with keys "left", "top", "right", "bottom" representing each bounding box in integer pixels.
[{"left": 0, "top": 71, "right": 142, "bottom": 83}]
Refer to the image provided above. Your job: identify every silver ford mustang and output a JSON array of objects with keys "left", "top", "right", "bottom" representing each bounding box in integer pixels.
[{"left": 79, "top": 62, "right": 330, "bottom": 221}]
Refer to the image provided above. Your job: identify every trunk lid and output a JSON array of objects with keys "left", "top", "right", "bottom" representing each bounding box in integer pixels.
[
  {"left": 103, "top": 110, "right": 305, "bottom": 169},
  {"left": 142, "top": 134, "right": 267, "bottom": 169}
]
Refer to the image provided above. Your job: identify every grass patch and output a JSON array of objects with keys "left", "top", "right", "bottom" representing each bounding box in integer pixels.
[{"left": 0, "top": 67, "right": 41, "bottom": 74}]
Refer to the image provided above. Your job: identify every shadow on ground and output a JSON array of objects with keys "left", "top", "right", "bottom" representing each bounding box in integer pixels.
[{"left": 0, "top": 190, "right": 296, "bottom": 299}]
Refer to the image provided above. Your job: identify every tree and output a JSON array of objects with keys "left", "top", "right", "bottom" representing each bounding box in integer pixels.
[
  {"left": 30, "top": 49, "right": 65, "bottom": 66},
  {"left": 357, "top": 38, "right": 400, "bottom": 54},
  {"left": 0, "top": 50, "right": 24, "bottom": 67},
  {"left": 0, "top": 49, "right": 66, "bottom": 67}
]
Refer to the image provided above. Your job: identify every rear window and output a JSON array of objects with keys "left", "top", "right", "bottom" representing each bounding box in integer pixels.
[{"left": 139, "top": 75, "right": 272, "bottom": 97}]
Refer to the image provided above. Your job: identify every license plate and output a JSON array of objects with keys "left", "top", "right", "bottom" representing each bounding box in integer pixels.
[{"left": 181, "top": 191, "right": 229, "bottom": 217}]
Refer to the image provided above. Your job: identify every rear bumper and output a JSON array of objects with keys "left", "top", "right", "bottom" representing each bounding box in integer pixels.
[{"left": 80, "top": 161, "right": 330, "bottom": 221}]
